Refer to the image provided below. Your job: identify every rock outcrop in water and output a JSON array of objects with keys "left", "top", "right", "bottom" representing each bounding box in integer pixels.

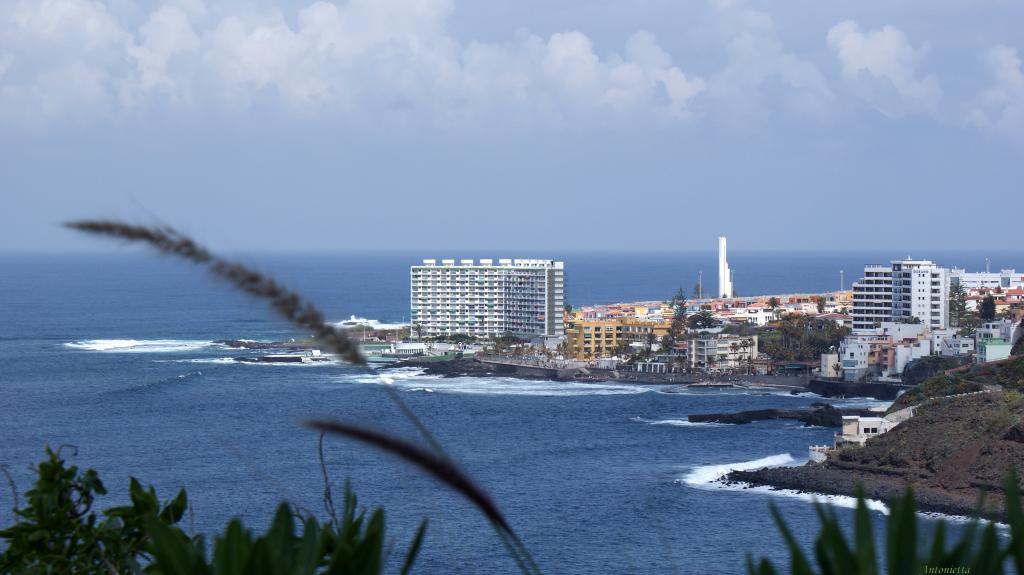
[
  {"left": 392, "top": 357, "right": 516, "bottom": 378},
  {"left": 689, "top": 403, "right": 873, "bottom": 427},
  {"left": 215, "top": 339, "right": 317, "bottom": 350}
]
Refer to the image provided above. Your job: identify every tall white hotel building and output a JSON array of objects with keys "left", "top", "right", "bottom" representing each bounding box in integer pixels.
[
  {"left": 851, "top": 259, "right": 949, "bottom": 332},
  {"left": 410, "top": 259, "right": 565, "bottom": 338}
]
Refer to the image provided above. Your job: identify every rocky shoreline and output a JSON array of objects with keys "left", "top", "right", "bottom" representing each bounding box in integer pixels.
[
  {"left": 724, "top": 390, "right": 1024, "bottom": 521},
  {"left": 723, "top": 465, "right": 987, "bottom": 519},
  {"left": 384, "top": 356, "right": 811, "bottom": 390}
]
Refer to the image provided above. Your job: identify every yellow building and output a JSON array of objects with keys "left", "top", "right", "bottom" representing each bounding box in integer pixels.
[{"left": 564, "top": 317, "right": 672, "bottom": 360}]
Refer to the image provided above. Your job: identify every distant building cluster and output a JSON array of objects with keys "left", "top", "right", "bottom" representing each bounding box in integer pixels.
[
  {"left": 831, "top": 258, "right": 1024, "bottom": 381},
  {"left": 406, "top": 245, "right": 1023, "bottom": 378},
  {"left": 574, "top": 292, "right": 853, "bottom": 327}
]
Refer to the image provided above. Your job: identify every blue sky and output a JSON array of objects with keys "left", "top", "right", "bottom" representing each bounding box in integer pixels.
[{"left": 1, "top": 0, "right": 1022, "bottom": 252}]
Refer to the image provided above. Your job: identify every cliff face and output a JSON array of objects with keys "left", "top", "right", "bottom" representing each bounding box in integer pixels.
[{"left": 730, "top": 356, "right": 1024, "bottom": 519}]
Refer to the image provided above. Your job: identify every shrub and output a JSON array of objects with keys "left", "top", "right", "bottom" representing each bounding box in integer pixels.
[
  {"left": 0, "top": 447, "right": 426, "bottom": 575},
  {"left": 751, "top": 472, "right": 1024, "bottom": 574}
]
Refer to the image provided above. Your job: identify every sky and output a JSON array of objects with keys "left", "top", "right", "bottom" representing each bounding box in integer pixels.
[{"left": 1, "top": 0, "right": 1022, "bottom": 253}]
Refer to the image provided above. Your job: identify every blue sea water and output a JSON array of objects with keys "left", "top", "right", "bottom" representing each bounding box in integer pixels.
[{"left": 0, "top": 251, "right": 1016, "bottom": 573}]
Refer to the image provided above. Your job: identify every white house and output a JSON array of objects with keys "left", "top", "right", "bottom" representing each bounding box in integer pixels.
[{"left": 835, "top": 416, "right": 898, "bottom": 446}]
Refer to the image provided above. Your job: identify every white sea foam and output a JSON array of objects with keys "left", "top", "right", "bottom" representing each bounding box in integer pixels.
[
  {"left": 680, "top": 453, "right": 890, "bottom": 513},
  {"left": 158, "top": 357, "right": 238, "bottom": 365},
  {"left": 332, "top": 316, "right": 409, "bottom": 330},
  {"left": 65, "top": 339, "right": 219, "bottom": 353},
  {"left": 346, "top": 373, "right": 650, "bottom": 397},
  {"left": 631, "top": 417, "right": 729, "bottom": 427},
  {"left": 679, "top": 455, "right": 1016, "bottom": 522},
  {"left": 167, "top": 357, "right": 341, "bottom": 367},
  {"left": 683, "top": 453, "right": 797, "bottom": 485}
]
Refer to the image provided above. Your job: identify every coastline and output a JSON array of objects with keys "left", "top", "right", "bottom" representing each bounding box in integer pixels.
[
  {"left": 724, "top": 391, "right": 1024, "bottom": 522},
  {"left": 384, "top": 356, "right": 812, "bottom": 390},
  {"left": 724, "top": 465, "right": 991, "bottom": 520}
]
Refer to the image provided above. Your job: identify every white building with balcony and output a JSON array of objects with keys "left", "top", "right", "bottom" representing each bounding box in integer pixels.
[
  {"left": 851, "top": 259, "right": 949, "bottom": 332},
  {"left": 410, "top": 258, "right": 565, "bottom": 339},
  {"left": 688, "top": 335, "right": 758, "bottom": 372}
]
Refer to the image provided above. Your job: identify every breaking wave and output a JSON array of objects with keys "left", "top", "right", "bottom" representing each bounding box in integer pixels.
[
  {"left": 683, "top": 453, "right": 797, "bottom": 486},
  {"left": 347, "top": 373, "right": 650, "bottom": 397},
  {"left": 679, "top": 453, "right": 890, "bottom": 513},
  {"left": 64, "top": 339, "right": 219, "bottom": 353},
  {"left": 160, "top": 357, "right": 341, "bottom": 367},
  {"left": 631, "top": 417, "right": 730, "bottom": 427}
]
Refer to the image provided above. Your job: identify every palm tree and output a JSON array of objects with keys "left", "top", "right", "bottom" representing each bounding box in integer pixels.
[{"left": 738, "top": 339, "right": 752, "bottom": 374}]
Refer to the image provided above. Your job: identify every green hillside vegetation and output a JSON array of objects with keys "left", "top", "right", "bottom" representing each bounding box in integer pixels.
[{"left": 890, "top": 355, "right": 1024, "bottom": 412}]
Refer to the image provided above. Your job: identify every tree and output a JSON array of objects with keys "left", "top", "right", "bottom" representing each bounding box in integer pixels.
[
  {"left": 980, "top": 295, "right": 997, "bottom": 321},
  {"left": 643, "top": 331, "right": 657, "bottom": 359},
  {"left": 816, "top": 296, "right": 827, "bottom": 314},
  {"left": 768, "top": 297, "right": 781, "bottom": 310},
  {"left": 688, "top": 311, "right": 719, "bottom": 330},
  {"left": 661, "top": 288, "right": 688, "bottom": 351},
  {"left": 659, "top": 333, "right": 673, "bottom": 353},
  {"left": 674, "top": 355, "right": 688, "bottom": 373},
  {"left": 670, "top": 286, "right": 686, "bottom": 308},
  {"left": 758, "top": 316, "right": 850, "bottom": 362},
  {"left": 949, "top": 281, "right": 968, "bottom": 327}
]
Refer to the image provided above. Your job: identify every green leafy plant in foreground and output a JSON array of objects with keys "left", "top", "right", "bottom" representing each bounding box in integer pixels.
[
  {"left": 0, "top": 446, "right": 187, "bottom": 574},
  {"left": 751, "top": 473, "right": 1024, "bottom": 575},
  {"left": 0, "top": 447, "right": 425, "bottom": 574}
]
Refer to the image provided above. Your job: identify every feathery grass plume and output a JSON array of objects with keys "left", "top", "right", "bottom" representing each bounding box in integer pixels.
[
  {"left": 306, "top": 420, "right": 510, "bottom": 532},
  {"left": 64, "top": 220, "right": 365, "bottom": 365},
  {"left": 65, "top": 219, "right": 540, "bottom": 573},
  {"left": 306, "top": 419, "right": 541, "bottom": 575}
]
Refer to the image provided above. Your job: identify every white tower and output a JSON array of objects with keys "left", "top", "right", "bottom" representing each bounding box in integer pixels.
[{"left": 718, "top": 236, "right": 733, "bottom": 298}]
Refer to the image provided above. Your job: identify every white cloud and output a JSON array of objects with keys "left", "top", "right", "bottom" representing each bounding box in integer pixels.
[
  {"left": 0, "top": 0, "right": 129, "bottom": 119},
  {"left": 827, "top": 20, "right": 940, "bottom": 116},
  {"left": 968, "top": 44, "right": 1024, "bottom": 133},
  {"left": 125, "top": 6, "right": 201, "bottom": 95},
  {"left": 0, "top": 0, "right": 704, "bottom": 125},
  {"left": 705, "top": 1, "right": 834, "bottom": 121}
]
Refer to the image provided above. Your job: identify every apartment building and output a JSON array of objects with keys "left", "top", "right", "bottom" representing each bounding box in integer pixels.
[
  {"left": 852, "top": 259, "right": 949, "bottom": 332},
  {"left": 564, "top": 317, "right": 670, "bottom": 360},
  {"left": 410, "top": 259, "right": 564, "bottom": 339},
  {"left": 688, "top": 335, "right": 758, "bottom": 372}
]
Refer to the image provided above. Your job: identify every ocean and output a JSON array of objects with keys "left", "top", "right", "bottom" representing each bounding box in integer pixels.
[{"left": 0, "top": 251, "right": 1015, "bottom": 573}]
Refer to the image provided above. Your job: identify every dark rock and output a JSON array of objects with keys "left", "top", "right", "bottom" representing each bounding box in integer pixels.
[
  {"left": 688, "top": 404, "right": 870, "bottom": 427},
  {"left": 215, "top": 339, "right": 316, "bottom": 350}
]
